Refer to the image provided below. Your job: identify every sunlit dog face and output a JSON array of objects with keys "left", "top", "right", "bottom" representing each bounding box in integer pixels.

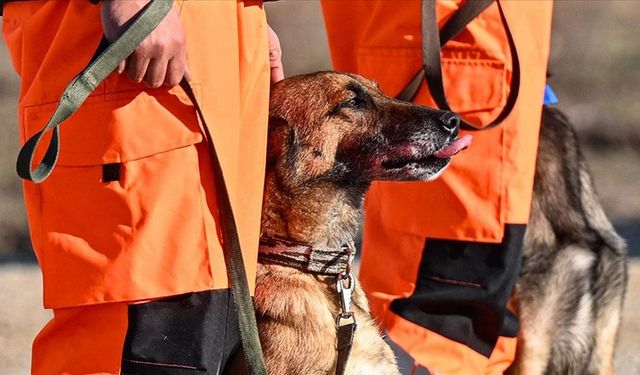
[{"left": 267, "top": 72, "right": 470, "bottom": 190}]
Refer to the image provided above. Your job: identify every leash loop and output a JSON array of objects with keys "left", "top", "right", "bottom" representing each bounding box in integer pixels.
[
  {"left": 397, "top": 0, "right": 520, "bottom": 131},
  {"left": 16, "top": 0, "right": 174, "bottom": 182}
]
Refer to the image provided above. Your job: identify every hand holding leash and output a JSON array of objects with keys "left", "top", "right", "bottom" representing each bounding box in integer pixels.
[{"left": 101, "top": 0, "right": 189, "bottom": 88}]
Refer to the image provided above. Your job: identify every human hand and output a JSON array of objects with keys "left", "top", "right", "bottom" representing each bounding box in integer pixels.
[
  {"left": 100, "top": 0, "right": 188, "bottom": 88},
  {"left": 268, "top": 25, "right": 284, "bottom": 83}
]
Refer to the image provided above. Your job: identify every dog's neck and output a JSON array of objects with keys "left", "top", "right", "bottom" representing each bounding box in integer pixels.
[{"left": 260, "top": 172, "right": 366, "bottom": 249}]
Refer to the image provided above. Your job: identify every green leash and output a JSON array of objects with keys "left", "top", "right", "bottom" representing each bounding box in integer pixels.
[
  {"left": 17, "top": 0, "right": 171, "bottom": 182},
  {"left": 15, "top": 1, "right": 267, "bottom": 374}
]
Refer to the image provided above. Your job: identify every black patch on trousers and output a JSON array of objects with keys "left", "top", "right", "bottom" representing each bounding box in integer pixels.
[
  {"left": 121, "top": 289, "right": 240, "bottom": 374},
  {"left": 390, "top": 224, "right": 525, "bottom": 357}
]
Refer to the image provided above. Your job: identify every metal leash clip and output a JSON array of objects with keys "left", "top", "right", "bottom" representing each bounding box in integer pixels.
[
  {"left": 336, "top": 273, "right": 355, "bottom": 319},
  {"left": 336, "top": 241, "right": 357, "bottom": 322},
  {"left": 335, "top": 242, "right": 357, "bottom": 375}
]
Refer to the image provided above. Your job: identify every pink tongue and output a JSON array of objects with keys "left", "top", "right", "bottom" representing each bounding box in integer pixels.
[{"left": 433, "top": 135, "right": 473, "bottom": 158}]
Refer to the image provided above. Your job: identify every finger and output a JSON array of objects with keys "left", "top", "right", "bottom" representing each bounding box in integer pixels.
[
  {"left": 117, "top": 61, "right": 126, "bottom": 75},
  {"left": 144, "top": 58, "right": 169, "bottom": 88},
  {"left": 126, "top": 53, "right": 150, "bottom": 83},
  {"left": 268, "top": 25, "right": 284, "bottom": 83},
  {"left": 163, "top": 57, "right": 185, "bottom": 87}
]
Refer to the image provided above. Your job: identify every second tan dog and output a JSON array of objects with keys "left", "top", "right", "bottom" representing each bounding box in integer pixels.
[{"left": 242, "top": 71, "right": 470, "bottom": 374}]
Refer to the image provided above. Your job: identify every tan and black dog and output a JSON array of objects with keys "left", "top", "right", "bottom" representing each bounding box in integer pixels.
[
  {"left": 229, "top": 72, "right": 627, "bottom": 375},
  {"left": 509, "top": 107, "right": 627, "bottom": 375},
  {"left": 235, "top": 71, "right": 468, "bottom": 375}
]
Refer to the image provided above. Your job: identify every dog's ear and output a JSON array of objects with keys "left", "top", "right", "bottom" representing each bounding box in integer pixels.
[
  {"left": 292, "top": 121, "right": 343, "bottom": 183},
  {"left": 267, "top": 116, "right": 295, "bottom": 169},
  {"left": 267, "top": 115, "right": 341, "bottom": 185}
]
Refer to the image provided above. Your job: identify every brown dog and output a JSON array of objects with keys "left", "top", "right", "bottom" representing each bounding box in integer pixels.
[{"left": 235, "top": 71, "right": 469, "bottom": 375}]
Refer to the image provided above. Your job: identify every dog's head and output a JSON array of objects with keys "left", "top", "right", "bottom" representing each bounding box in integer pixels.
[{"left": 267, "top": 71, "right": 471, "bottom": 190}]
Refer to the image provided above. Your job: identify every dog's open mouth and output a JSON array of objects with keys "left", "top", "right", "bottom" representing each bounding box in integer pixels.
[{"left": 382, "top": 135, "right": 472, "bottom": 171}]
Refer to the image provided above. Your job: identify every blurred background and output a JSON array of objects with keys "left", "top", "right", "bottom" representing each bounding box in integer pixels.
[{"left": 1, "top": 1, "right": 639, "bottom": 373}]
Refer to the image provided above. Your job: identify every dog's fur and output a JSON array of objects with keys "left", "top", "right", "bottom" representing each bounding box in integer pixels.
[
  {"left": 508, "top": 107, "right": 628, "bottom": 375},
  {"left": 228, "top": 72, "right": 627, "bottom": 375}
]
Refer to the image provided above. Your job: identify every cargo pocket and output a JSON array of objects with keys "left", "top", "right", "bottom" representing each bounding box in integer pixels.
[
  {"left": 22, "top": 87, "right": 214, "bottom": 308},
  {"left": 357, "top": 44, "right": 508, "bottom": 128}
]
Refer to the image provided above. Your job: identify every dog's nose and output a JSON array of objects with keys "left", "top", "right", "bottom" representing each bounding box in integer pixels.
[{"left": 439, "top": 112, "right": 460, "bottom": 136}]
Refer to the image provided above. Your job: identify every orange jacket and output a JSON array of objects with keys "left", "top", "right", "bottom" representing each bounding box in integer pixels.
[{"left": 322, "top": 1, "right": 552, "bottom": 374}]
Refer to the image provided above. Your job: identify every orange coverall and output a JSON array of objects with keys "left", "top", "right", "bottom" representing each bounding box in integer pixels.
[
  {"left": 322, "top": 1, "right": 552, "bottom": 374},
  {"left": 2, "top": 0, "right": 270, "bottom": 373}
]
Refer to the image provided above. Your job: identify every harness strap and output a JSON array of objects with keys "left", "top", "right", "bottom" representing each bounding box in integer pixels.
[
  {"left": 397, "top": 0, "right": 520, "bottom": 131},
  {"left": 14, "top": 1, "right": 266, "bottom": 374}
]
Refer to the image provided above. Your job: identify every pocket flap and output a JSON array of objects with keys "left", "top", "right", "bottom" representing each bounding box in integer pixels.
[{"left": 23, "top": 87, "right": 203, "bottom": 167}]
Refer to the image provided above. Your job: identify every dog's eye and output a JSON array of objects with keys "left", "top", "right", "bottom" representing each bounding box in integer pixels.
[
  {"left": 342, "top": 97, "right": 365, "bottom": 109},
  {"left": 328, "top": 95, "right": 368, "bottom": 117}
]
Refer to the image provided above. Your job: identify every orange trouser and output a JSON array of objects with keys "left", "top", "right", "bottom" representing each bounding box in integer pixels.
[
  {"left": 322, "top": 1, "right": 552, "bottom": 374},
  {"left": 2, "top": 0, "right": 270, "bottom": 373}
]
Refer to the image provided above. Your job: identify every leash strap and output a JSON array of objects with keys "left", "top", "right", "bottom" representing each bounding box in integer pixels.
[
  {"left": 14, "top": 1, "right": 267, "bottom": 374},
  {"left": 334, "top": 267, "right": 356, "bottom": 374},
  {"left": 335, "top": 315, "right": 357, "bottom": 375},
  {"left": 179, "top": 80, "right": 267, "bottom": 375},
  {"left": 397, "top": 0, "right": 520, "bottom": 131}
]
